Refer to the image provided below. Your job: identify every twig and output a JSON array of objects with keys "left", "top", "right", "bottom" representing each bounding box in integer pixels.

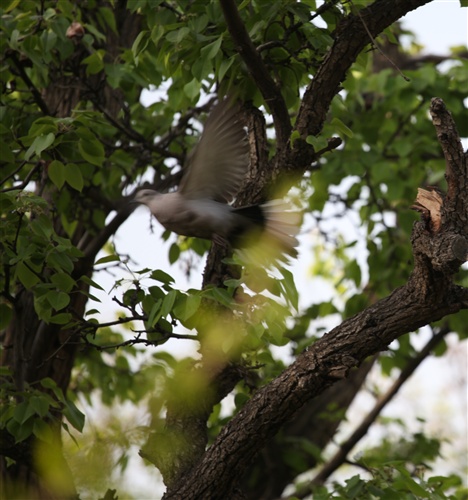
[
  {"left": 313, "top": 137, "right": 343, "bottom": 160},
  {"left": 7, "top": 51, "right": 51, "bottom": 115},
  {"left": 0, "top": 162, "right": 26, "bottom": 188},
  {"left": 80, "top": 315, "right": 143, "bottom": 330},
  {"left": 310, "top": 0, "right": 341, "bottom": 22},
  {"left": 93, "top": 100, "right": 184, "bottom": 162},
  {"left": 82, "top": 332, "right": 197, "bottom": 351},
  {"left": 349, "top": 0, "right": 410, "bottom": 82},
  {"left": 0, "top": 162, "right": 41, "bottom": 193}
]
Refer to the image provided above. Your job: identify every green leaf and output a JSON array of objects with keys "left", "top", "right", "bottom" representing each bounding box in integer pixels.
[
  {"left": 82, "top": 51, "right": 105, "bottom": 75},
  {"left": 50, "top": 272, "right": 76, "bottom": 292},
  {"left": 46, "top": 290, "right": 70, "bottom": 310},
  {"left": 17, "top": 261, "right": 41, "bottom": 288},
  {"left": 80, "top": 275, "right": 105, "bottom": 291},
  {"left": 30, "top": 214, "right": 53, "bottom": 239},
  {"left": 63, "top": 400, "right": 85, "bottom": 432},
  {"left": 48, "top": 160, "right": 66, "bottom": 189},
  {"left": 203, "top": 287, "right": 233, "bottom": 307},
  {"left": 306, "top": 135, "right": 328, "bottom": 150},
  {"left": 346, "top": 260, "right": 362, "bottom": 286},
  {"left": 25, "top": 133, "right": 55, "bottom": 160},
  {"left": 9, "top": 29, "right": 20, "bottom": 51},
  {"left": 168, "top": 243, "right": 180, "bottom": 264},
  {"left": 33, "top": 419, "right": 54, "bottom": 443},
  {"left": 7, "top": 416, "right": 33, "bottom": 443},
  {"left": 280, "top": 268, "right": 299, "bottom": 310},
  {"left": 150, "top": 269, "right": 174, "bottom": 285},
  {"left": 200, "top": 36, "right": 223, "bottom": 59},
  {"left": 218, "top": 56, "right": 235, "bottom": 82},
  {"left": 4, "top": 0, "right": 21, "bottom": 13},
  {"left": 65, "top": 164, "right": 84, "bottom": 191},
  {"left": 166, "top": 27, "right": 190, "bottom": 43},
  {"left": 40, "top": 377, "right": 63, "bottom": 398},
  {"left": 13, "top": 401, "right": 35, "bottom": 425},
  {"left": 50, "top": 312, "right": 72, "bottom": 324},
  {"left": 175, "top": 294, "right": 201, "bottom": 322},
  {"left": 78, "top": 138, "right": 105, "bottom": 166},
  {"left": 160, "top": 290, "right": 177, "bottom": 318},
  {"left": 29, "top": 395, "right": 50, "bottom": 418},
  {"left": 105, "top": 63, "right": 125, "bottom": 88},
  {"left": 394, "top": 475, "right": 430, "bottom": 498},
  {"left": 184, "top": 78, "right": 201, "bottom": 100},
  {"left": 95, "top": 254, "right": 120, "bottom": 265},
  {"left": 47, "top": 251, "right": 74, "bottom": 274},
  {"left": 268, "top": 320, "right": 288, "bottom": 346},
  {"left": 132, "top": 30, "right": 150, "bottom": 61},
  {"left": 99, "top": 7, "right": 117, "bottom": 34},
  {"left": 151, "top": 25, "right": 165, "bottom": 45},
  {"left": 147, "top": 299, "right": 162, "bottom": 327},
  {"left": 331, "top": 117, "right": 353, "bottom": 138}
]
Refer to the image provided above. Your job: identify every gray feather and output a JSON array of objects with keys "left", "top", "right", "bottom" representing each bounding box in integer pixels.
[{"left": 179, "top": 99, "right": 249, "bottom": 203}]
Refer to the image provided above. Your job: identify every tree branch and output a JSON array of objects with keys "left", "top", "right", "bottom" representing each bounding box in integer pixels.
[
  {"left": 429, "top": 97, "right": 467, "bottom": 219},
  {"left": 162, "top": 97, "right": 468, "bottom": 499},
  {"left": 7, "top": 51, "right": 51, "bottom": 116},
  {"left": 0, "top": 162, "right": 41, "bottom": 193},
  {"left": 163, "top": 284, "right": 466, "bottom": 499},
  {"left": 219, "top": 0, "right": 291, "bottom": 147},
  {"left": 295, "top": 0, "right": 433, "bottom": 142},
  {"left": 306, "top": 326, "right": 450, "bottom": 492},
  {"left": 241, "top": 357, "right": 376, "bottom": 499}
]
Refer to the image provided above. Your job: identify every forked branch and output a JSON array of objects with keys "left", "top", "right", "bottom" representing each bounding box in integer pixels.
[{"left": 163, "top": 98, "right": 468, "bottom": 500}]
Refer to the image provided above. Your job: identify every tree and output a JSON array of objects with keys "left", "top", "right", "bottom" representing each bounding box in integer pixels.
[{"left": 1, "top": 0, "right": 467, "bottom": 498}]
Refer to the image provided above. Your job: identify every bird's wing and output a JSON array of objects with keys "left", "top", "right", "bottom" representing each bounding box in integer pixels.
[{"left": 178, "top": 98, "right": 250, "bottom": 203}]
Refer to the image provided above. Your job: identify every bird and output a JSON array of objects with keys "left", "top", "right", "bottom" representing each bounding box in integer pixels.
[{"left": 133, "top": 98, "right": 301, "bottom": 263}]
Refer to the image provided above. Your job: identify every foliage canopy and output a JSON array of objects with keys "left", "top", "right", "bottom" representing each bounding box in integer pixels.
[{"left": 0, "top": 0, "right": 467, "bottom": 498}]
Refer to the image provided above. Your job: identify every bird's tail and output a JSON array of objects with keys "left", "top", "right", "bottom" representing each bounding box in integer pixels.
[{"left": 232, "top": 201, "right": 301, "bottom": 264}]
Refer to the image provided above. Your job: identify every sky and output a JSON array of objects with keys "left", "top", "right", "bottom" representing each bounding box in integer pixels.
[
  {"left": 77, "top": 2, "right": 468, "bottom": 497},
  {"left": 402, "top": 1, "right": 468, "bottom": 53}
]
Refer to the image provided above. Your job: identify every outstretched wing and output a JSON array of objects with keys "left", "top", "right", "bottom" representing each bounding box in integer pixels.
[{"left": 178, "top": 98, "right": 250, "bottom": 203}]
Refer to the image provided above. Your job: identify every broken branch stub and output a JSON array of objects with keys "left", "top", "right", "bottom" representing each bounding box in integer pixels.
[{"left": 411, "top": 187, "right": 444, "bottom": 233}]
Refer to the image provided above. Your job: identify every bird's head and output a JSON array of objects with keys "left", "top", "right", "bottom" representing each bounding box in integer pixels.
[{"left": 132, "top": 189, "right": 160, "bottom": 206}]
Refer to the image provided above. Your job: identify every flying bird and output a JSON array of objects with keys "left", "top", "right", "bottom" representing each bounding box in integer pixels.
[{"left": 134, "top": 98, "right": 300, "bottom": 262}]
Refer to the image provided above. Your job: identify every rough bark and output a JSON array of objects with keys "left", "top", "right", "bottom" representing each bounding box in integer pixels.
[
  {"left": 295, "top": 0, "right": 433, "bottom": 140},
  {"left": 3, "top": 1, "right": 466, "bottom": 498},
  {"left": 161, "top": 0, "right": 448, "bottom": 494},
  {"left": 162, "top": 97, "right": 467, "bottom": 499},
  {"left": 0, "top": 5, "right": 142, "bottom": 498},
  {"left": 242, "top": 358, "right": 376, "bottom": 500},
  {"left": 309, "top": 326, "right": 451, "bottom": 490}
]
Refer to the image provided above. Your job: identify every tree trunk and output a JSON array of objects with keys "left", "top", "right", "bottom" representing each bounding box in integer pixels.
[{"left": 0, "top": 5, "right": 141, "bottom": 497}]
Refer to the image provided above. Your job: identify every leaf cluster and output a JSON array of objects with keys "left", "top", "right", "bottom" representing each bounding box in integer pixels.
[{"left": 0, "top": 0, "right": 466, "bottom": 498}]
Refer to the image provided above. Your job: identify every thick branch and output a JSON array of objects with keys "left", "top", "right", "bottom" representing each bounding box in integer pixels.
[
  {"left": 295, "top": 0, "right": 433, "bottom": 141},
  {"left": 219, "top": 0, "right": 291, "bottom": 147},
  {"left": 242, "top": 357, "right": 375, "bottom": 499},
  {"left": 429, "top": 98, "right": 468, "bottom": 222},
  {"left": 307, "top": 326, "right": 450, "bottom": 490},
  {"left": 164, "top": 283, "right": 466, "bottom": 499},
  {"left": 163, "top": 97, "right": 468, "bottom": 499}
]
